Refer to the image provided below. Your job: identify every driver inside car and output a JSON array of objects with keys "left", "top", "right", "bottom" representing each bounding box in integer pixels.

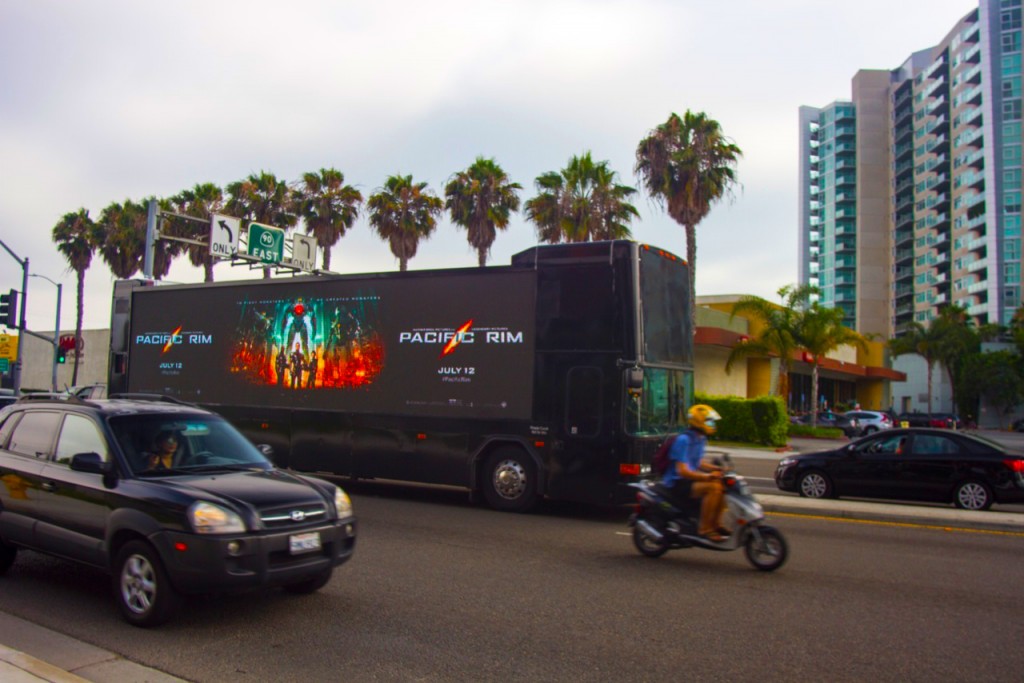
[{"left": 144, "top": 430, "right": 180, "bottom": 470}]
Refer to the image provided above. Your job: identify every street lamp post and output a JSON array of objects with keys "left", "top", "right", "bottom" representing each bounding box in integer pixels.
[{"left": 29, "top": 273, "right": 62, "bottom": 392}]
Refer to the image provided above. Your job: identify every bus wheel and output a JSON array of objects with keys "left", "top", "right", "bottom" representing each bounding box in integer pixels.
[{"left": 482, "top": 448, "right": 538, "bottom": 512}]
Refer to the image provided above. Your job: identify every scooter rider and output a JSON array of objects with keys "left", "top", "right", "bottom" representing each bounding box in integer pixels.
[{"left": 662, "top": 404, "right": 730, "bottom": 542}]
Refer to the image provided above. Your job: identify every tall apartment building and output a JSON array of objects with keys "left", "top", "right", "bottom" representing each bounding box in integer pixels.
[{"left": 799, "top": 0, "right": 1023, "bottom": 338}]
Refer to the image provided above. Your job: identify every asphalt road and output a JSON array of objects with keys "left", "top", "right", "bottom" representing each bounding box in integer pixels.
[{"left": 0, "top": 480, "right": 1022, "bottom": 682}]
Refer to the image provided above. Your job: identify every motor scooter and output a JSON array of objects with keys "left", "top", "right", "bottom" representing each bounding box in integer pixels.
[{"left": 627, "top": 454, "right": 788, "bottom": 571}]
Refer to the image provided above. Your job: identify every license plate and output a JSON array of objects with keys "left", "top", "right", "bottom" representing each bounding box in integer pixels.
[{"left": 289, "top": 531, "right": 321, "bottom": 554}]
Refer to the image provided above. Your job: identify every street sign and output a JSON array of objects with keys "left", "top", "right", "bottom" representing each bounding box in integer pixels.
[
  {"left": 0, "top": 333, "right": 16, "bottom": 361},
  {"left": 0, "top": 358, "right": 8, "bottom": 372},
  {"left": 291, "top": 234, "right": 318, "bottom": 272},
  {"left": 247, "top": 223, "right": 285, "bottom": 263},
  {"left": 210, "top": 214, "right": 240, "bottom": 258}
]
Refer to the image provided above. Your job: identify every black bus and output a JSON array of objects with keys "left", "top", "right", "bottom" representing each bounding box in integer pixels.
[{"left": 109, "top": 240, "right": 693, "bottom": 511}]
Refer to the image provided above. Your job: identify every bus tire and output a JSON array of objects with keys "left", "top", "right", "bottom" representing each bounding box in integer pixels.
[{"left": 482, "top": 447, "right": 539, "bottom": 512}]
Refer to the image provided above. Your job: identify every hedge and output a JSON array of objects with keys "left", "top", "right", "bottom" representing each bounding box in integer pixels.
[{"left": 694, "top": 393, "right": 789, "bottom": 447}]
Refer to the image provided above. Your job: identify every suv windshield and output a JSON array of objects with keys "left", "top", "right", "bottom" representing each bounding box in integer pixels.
[{"left": 108, "top": 413, "right": 272, "bottom": 476}]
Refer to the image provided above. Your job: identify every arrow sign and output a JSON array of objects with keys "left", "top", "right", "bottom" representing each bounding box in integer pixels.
[
  {"left": 210, "top": 214, "right": 240, "bottom": 258},
  {"left": 291, "top": 234, "right": 318, "bottom": 272}
]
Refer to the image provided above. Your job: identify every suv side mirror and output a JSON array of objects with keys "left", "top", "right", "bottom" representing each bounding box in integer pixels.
[{"left": 70, "top": 452, "right": 110, "bottom": 474}]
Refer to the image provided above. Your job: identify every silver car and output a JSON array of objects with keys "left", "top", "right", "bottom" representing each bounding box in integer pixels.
[{"left": 843, "top": 410, "right": 894, "bottom": 434}]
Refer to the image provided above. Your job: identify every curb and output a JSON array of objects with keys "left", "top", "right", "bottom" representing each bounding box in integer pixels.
[{"left": 0, "top": 644, "right": 90, "bottom": 683}]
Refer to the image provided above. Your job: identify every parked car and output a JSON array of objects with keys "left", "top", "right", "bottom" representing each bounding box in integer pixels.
[
  {"left": 775, "top": 428, "right": 1024, "bottom": 510},
  {"left": 0, "top": 395, "right": 357, "bottom": 626},
  {"left": 843, "top": 410, "right": 894, "bottom": 434},
  {"left": 897, "top": 412, "right": 962, "bottom": 429},
  {"left": 792, "top": 411, "right": 861, "bottom": 438}
]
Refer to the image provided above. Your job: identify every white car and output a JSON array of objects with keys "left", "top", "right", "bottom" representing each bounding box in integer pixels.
[{"left": 843, "top": 410, "right": 894, "bottom": 434}]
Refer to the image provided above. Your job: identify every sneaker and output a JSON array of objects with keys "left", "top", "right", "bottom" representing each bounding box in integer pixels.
[{"left": 700, "top": 531, "right": 725, "bottom": 543}]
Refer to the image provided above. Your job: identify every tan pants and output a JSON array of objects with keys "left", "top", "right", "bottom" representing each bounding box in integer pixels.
[{"left": 691, "top": 480, "right": 726, "bottom": 536}]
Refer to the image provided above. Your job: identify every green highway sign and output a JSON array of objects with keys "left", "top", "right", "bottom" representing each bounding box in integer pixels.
[
  {"left": 0, "top": 358, "right": 8, "bottom": 372},
  {"left": 247, "top": 223, "right": 285, "bottom": 263}
]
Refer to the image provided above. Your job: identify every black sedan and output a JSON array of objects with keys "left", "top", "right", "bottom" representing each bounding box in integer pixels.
[{"left": 775, "top": 428, "right": 1024, "bottom": 510}]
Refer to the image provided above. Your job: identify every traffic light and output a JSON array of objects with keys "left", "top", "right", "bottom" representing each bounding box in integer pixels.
[
  {"left": 56, "top": 345, "right": 67, "bottom": 364},
  {"left": 57, "top": 335, "right": 76, "bottom": 365},
  {"left": 0, "top": 289, "right": 17, "bottom": 328}
]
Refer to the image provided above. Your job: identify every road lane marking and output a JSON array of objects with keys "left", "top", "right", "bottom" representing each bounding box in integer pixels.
[{"left": 766, "top": 511, "right": 1024, "bottom": 537}]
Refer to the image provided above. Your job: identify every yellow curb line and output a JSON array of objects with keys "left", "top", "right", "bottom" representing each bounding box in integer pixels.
[{"left": 767, "top": 510, "right": 1024, "bottom": 537}]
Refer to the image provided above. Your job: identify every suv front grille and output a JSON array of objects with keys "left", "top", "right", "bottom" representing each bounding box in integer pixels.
[{"left": 259, "top": 504, "right": 328, "bottom": 529}]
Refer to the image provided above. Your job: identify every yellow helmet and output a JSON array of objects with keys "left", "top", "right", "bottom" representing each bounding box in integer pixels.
[{"left": 687, "top": 404, "right": 722, "bottom": 435}]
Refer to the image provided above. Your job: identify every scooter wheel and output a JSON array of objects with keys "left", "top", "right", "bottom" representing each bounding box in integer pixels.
[
  {"left": 744, "top": 526, "right": 788, "bottom": 572},
  {"left": 632, "top": 519, "right": 670, "bottom": 558}
]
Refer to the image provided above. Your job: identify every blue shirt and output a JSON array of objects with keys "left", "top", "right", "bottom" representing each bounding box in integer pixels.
[{"left": 661, "top": 429, "right": 706, "bottom": 487}]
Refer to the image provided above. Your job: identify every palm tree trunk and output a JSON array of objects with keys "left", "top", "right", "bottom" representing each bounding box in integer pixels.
[
  {"left": 478, "top": 247, "right": 487, "bottom": 267},
  {"left": 685, "top": 223, "right": 697, "bottom": 338},
  {"left": 926, "top": 362, "right": 934, "bottom": 416},
  {"left": 810, "top": 361, "right": 820, "bottom": 429},
  {"left": 203, "top": 258, "right": 214, "bottom": 282},
  {"left": 322, "top": 246, "right": 331, "bottom": 272},
  {"left": 72, "top": 271, "right": 85, "bottom": 386}
]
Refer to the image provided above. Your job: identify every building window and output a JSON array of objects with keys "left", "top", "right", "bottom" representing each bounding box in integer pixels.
[
  {"left": 1006, "top": 144, "right": 1022, "bottom": 163},
  {"left": 1006, "top": 168, "right": 1023, "bottom": 185},
  {"left": 1003, "top": 9, "right": 1022, "bottom": 31},
  {"left": 1004, "top": 31, "right": 1022, "bottom": 53},
  {"left": 1007, "top": 215, "right": 1022, "bottom": 236},
  {"left": 1007, "top": 191, "right": 1022, "bottom": 213},
  {"left": 1004, "top": 99, "right": 1023, "bottom": 120},
  {"left": 1004, "top": 76, "right": 1022, "bottom": 98},
  {"left": 1006, "top": 239, "right": 1021, "bottom": 260},
  {"left": 1003, "top": 55, "right": 1022, "bottom": 76},
  {"left": 1005, "top": 263, "right": 1021, "bottom": 284}
]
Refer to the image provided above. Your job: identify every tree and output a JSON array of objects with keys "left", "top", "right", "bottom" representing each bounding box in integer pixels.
[
  {"left": 524, "top": 152, "right": 638, "bottom": 244},
  {"left": 52, "top": 208, "right": 97, "bottom": 385},
  {"left": 95, "top": 198, "right": 181, "bottom": 281},
  {"left": 726, "top": 284, "right": 817, "bottom": 402},
  {"left": 889, "top": 321, "right": 946, "bottom": 418},
  {"left": 367, "top": 174, "right": 443, "bottom": 271},
  {"left": 635, "top": 111, "right": 742, "bottom": 336},
  {"left": 930, "top": 304, "right": 1001, "bottom": 414},
  {"left": 795, "top": 303, "right": 867, "bottom": 428},
  {"left": 960, "top": 350, "right": 1024, "bottom": 428},
  {"left": 293, "top": 168, "right": 363, "bottom": 272},
  {"left": 95, "top": 199, "right": 147, "bottom": 279},
  {"left": 169, "top": 183, "right": 224, "bottom": 282},
  {"left": 226, "top": 172, "right": 296, "bottom": 279},
  {"left": 445, "top": 157, "right": 521, "bottom": 266}
]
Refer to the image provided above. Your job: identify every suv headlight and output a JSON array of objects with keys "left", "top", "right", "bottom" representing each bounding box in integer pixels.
[
  {"left": 188, "top": 501, "right": 245, "bottom": 534},
  {"left": 334, "top": 487, "right": 353, "bottom": 518}
]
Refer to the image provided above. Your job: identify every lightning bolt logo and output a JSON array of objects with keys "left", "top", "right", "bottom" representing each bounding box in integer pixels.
[
  {"left": 161, "top": 326, "right": 183, "bottom": 354},
  {"left": 440, "top": 319, "right": 473, "bottom": 358}
]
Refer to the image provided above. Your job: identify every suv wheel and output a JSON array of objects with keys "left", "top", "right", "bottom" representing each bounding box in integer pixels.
[
  {"left": 114, "top": 540, "right": 179, "bottom": 627},
  {"left": 0, "top": 540, "right": 17, "bottom": 575}
]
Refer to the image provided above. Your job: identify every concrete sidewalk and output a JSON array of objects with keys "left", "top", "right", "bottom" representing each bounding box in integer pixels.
[{"left": 0, "top": 612, "right": 186, "bottom": 683}]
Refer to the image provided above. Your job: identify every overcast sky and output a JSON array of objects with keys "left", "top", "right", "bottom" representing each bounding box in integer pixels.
[{"left": 0, "top": 0, "right": 979, "bottom": 332}]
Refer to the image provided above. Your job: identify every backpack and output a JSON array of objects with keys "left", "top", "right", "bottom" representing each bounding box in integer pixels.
[{"left": 651, "top": 434, "right": 679, "bottom": 477}]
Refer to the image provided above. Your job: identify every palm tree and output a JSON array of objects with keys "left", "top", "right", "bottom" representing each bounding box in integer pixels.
[
  {"left": 524, "top": 152, "right": 638, "bottom": 244},
  {"left": 888, "top": 321, "right": 945, "bottom": 417},
  {"left": 226, "top": 172, "right": 296, "bottom": 278},
  {"left": 444, "top": 157, "right": 521, "bottom": 266},
  {"left": 797, "top": 303, "right": 867, "bottom": 428},
  {"left": 95, "top": 199, "right": 147, "bottom": 278},
  {"left": 367, "top": 174, "right": 443, "bottom": 271},
  {"left": 292, "top": 168, "right": 363, "bottom": 272},
  {"left": 52, "top": 208, "right": 97, "bottom": 385},
  {"left": 726, "top": 284, "right": 817, "bottom": 403},
  {"left": 169, "top": 183, "right": 224, "bottom": 282},
  {"left": 635, "top": 111, "right": 742, "bottom": 334}
]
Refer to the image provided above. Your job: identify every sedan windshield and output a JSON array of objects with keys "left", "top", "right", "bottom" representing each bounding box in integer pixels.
[{"left": 108, "top": 413, "right": 272, "bottom": 476}]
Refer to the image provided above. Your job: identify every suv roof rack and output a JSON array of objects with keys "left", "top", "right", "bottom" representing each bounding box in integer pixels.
[
  {"left": 108, "top": 393, "right": 196, "bottom": 406},
  {"left": 16, "top": 392, "right": 89, "bottom": 405}
]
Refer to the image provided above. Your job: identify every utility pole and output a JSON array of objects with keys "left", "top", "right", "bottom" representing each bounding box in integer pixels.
[
  {"left": 0, "top": 238, "right": 28, "bottom": 395},
  {"left": 29, "top": 273, "right": 62, "bottom": 391}
]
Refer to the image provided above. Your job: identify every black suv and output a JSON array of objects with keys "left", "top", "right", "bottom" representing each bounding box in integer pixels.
[{"left": 0, "top": 396, "right": 356, "bottom": 626}]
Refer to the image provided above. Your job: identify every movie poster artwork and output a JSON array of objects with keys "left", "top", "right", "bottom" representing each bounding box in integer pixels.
[{"left": 230, "top": 293, "right": 383, "bottom": 391}]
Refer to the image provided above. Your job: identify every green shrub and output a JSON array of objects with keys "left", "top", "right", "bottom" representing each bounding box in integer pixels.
[
  {"left": 787, "top": 423, "right": 845, "bottom": 439},
  {"left": 694, "top": 393, "right": 788, "bottom": 447}
]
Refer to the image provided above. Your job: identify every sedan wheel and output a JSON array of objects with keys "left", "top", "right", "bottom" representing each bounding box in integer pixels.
[
  {"left": 798, "top": 471, "right": 833, "bottom": 499},
  {"left": 953, "top": 481, "right": 993, "bottom": 511}
]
